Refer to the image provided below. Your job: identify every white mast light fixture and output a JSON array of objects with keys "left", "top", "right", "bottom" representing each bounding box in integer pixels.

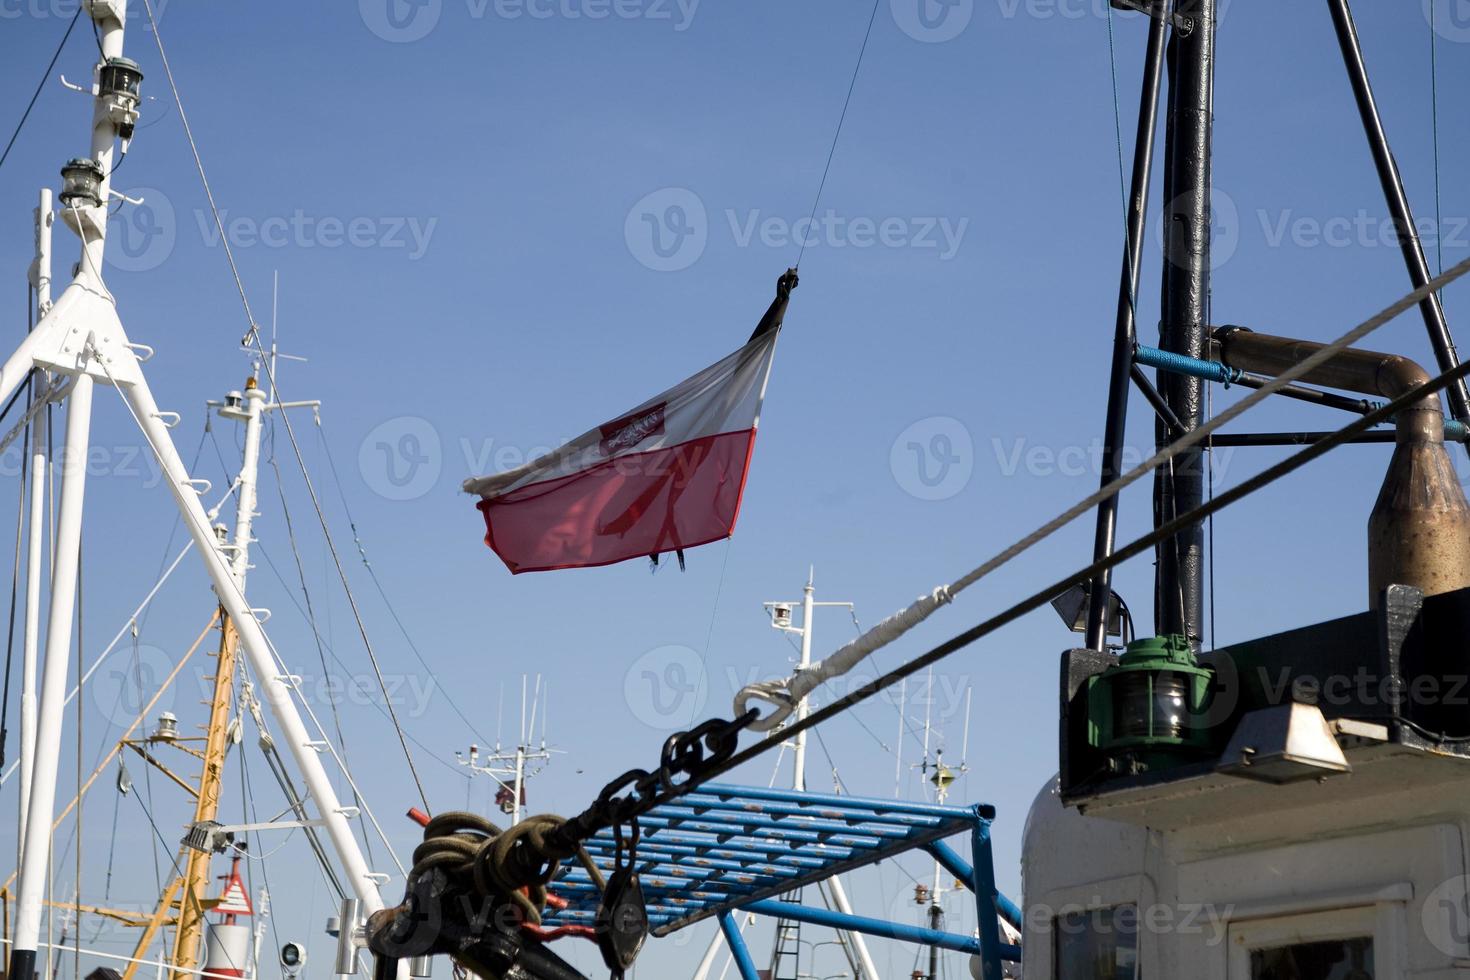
[{"left": 98, "top": 57, "right": 144, "bottom": 144}]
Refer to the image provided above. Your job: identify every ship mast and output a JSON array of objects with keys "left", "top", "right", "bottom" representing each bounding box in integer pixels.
[
  {"left": 7, "top": 8, "right": 393, "bottom": 980},
  {"left": 766, "top": 572, "right": 879, "bottom": 980}
]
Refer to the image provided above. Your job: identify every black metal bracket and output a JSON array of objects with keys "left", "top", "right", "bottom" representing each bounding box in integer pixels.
[
  {"left": 1130, "top": 364, "right": 1186, "bottom": 437},
  {"left": 1110, "top": 0, "right": 1194, "bottom": 36}
]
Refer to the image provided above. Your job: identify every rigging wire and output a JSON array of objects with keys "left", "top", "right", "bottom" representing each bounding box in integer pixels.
[
  {"left": 1429, "top": 0, "right": 1446, "bottom": 296},
  {"left": 1104, "top": 1, "right": 1130, "bottom": 217},
  {"left": 251, "top": 540, "right": 464, "bottom": 782},
  {"left": 0, "top": 8, "right": 82, "bottom": 175},
  {"left": 138, "top": 0, "right": 260, "bottom": 343},
  {"left": 73, "top": 543, "right": 83, "bottom": 980},
  {"left": 690, "top": 536, "right": 734, "bottom": 727},
  {"left": 266, "top": 450, "right": 376, "bottom": 865},
  {"left": 795, "top": 0, "right": 884, "bottom": 270},
  {"left": 233, "top": 362, "right": 431, "bottom": 811},
  {"left": 313, "top": 423, "right": 495, "bottom": 747},
  {"left": 0, "top": 291, "right": 33, "bottom": 770}
]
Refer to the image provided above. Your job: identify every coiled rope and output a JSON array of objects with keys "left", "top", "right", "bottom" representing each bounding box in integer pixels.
[{"left": 410, "top": 812, "right": 604, "bottom": 927}]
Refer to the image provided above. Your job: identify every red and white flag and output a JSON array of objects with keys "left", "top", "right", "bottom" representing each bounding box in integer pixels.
[{"left": 464, "top": 272, "right": 795, "bottom": 573}]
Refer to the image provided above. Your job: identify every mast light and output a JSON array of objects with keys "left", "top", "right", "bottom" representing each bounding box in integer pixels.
[
  {"left": 99, "top": 57, "right": 144, "bottom": 143},
  {"left": 59, "top": 158, "right": 105, "bottom": 209},
  {"left": 99, "top": 57, "right": 144, "bottom": 103}
]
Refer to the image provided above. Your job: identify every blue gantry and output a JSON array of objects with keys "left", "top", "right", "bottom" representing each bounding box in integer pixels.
[{"left": 544, "top": 783, "right": 1021, "bottom": 980}]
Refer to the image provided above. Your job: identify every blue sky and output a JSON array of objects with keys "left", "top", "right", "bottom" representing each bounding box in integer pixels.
[{"left": 2, "top": 1, "right": 1469, "bottom": 977}]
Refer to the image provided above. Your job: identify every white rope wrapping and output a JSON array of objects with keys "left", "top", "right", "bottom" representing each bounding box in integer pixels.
[
  {"left": 736, "top": 587, "right": 952, "bottom": 731},
  {"left": 734, "top": 253, "right": 1470, "bottom": 732}
]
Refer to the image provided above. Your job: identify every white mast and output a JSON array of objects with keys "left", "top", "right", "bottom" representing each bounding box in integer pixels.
[
  {"left": 16, "top": 188, "right": 53, "bottom": 867},
  {"left": 457, "top": 674, "right": 552, "bottom": 826},
  {"left": 761, "top": 572, "right": 881, "bottom": 980},
  {"left": 9, "top": 10, "right": 391, "bottom": 979}
]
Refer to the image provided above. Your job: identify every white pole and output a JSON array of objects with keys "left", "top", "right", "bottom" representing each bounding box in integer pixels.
[
  {"left": 17, "top": 189, "right": 53, "bottom": 867},
  {"left": 229, "top": 384, "right": 266, "bottom": 587},
  {"left": 793, "top": 569, "right": 814, "bottom": 792},
  {"left": 80, "top": 1, "right": 126, "bottom": 272},
  {"left": 512, "top": 746, "right": 525, "bottom": 827},
  {"left": 825, "top": 876, "right": 882, "bottom": 980},
  {"left": 11, "top": 374, "right": 95, "bottom": 971},
  {"left": 120, "top": 372, "right": 387, "bottom": 912},
  {"left": 784, "top": 569, "right": 879, "bottom": 980}
]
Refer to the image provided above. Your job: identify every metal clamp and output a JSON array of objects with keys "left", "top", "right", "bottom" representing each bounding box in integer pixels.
[{"left": 1111, "top": 0, "right": 1194, "bottom": 35}]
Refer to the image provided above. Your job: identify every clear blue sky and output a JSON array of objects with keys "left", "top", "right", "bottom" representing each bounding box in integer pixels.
[{"left": 2, "top": 1, "right": 1469, "bottom": 977}]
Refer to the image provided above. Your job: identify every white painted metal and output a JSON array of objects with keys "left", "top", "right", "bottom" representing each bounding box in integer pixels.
[
  {"left": 761, "top": 572, "right": 881, "bottom": 980},
  {"left": 12, "top": 372, "right": 94, "bottom": 956},
  {"left": 228, "top": 384, "right": 266, "bottom": 588},
  {"left": 17, "top": 189, "right": 52, "bottom": 868},
  {"left": 1021, "top": 753, "right": 1470, "bottom": 979},
  {"left": 8, "top": 6, "right": 388, "bottom": 967},
  {"left": 119, "top": 366, "right": 386, "bottom": 911},
  {"left": 794, "top": 573, "right": 814, "bottom": 792},
  {"left": 457, "top": 674, "right": 551, "bottom": 827}
]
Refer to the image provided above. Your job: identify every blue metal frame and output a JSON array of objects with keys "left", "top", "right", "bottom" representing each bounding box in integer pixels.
[
  {"left": 717, "top": 913, "right": 760, "bottom": 980},
  {"left": 543, "top": 783, "right": 1020, "bottom": 978}
]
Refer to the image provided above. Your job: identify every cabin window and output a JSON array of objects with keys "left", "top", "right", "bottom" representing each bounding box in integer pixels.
[
  {"left": 1248, "top": 937, "right": 1374, "bottom": 979},
  {"left": 1054, "top": 904, "right": 1139, "bottom": 980}
]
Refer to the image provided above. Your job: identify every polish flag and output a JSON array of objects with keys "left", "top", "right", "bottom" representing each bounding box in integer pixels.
[{"left": 464, "top": 272, "right": 795, "bottom": 574}]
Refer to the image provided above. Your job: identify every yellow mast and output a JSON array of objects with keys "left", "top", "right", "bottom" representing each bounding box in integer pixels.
[{"left": 168, "top": 610, "right": 240, "bottom": 980}]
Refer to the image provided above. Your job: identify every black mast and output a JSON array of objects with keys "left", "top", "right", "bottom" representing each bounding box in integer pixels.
[{"left": 1153, "top": 0, "right": 1215, "bottom": 645}]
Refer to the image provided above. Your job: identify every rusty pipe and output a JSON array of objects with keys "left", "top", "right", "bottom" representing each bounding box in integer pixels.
[{"left": 1215, "top": 326, "right": 1470, "bottom": 607}]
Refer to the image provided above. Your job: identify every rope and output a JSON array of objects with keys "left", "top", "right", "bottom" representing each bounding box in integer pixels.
[
  {"left": 409, "top": 812, "right": 603, "bottom": 928},
  {"left": 313, "top": 421, "right": 496, "bottom": 748},
  {"left": 248, "top": 373, "right": 432, "bottom": 811},
  {"left": 0, "top": 8, "right": 82, "bottom": 174},
  {"left": 736, "top": 252, "right": 1470, "bottom": 729},
  {"left": 138, "top": 0, "right": 260, "bottom": 342},
  {"left": 795, "top": 0, "right": 883, "bottom": 269}
]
